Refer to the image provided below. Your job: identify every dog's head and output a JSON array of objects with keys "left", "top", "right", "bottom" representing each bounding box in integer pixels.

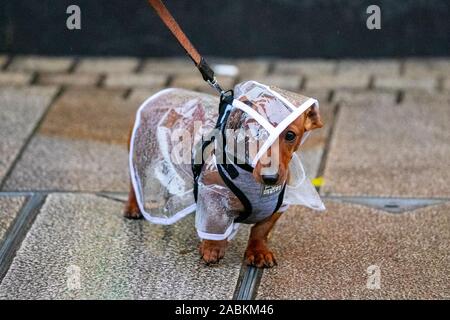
[
  {"left": 225, "top": 81, "right": 323, "bottom": 186},
  {"left": 253, "top": 104, "right": 323, "bottom": 185}
]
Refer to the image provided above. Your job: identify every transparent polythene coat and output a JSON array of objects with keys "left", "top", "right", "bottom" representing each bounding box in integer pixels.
[{"left": 129, "top": 81, "right": 325, "bottom": 239}]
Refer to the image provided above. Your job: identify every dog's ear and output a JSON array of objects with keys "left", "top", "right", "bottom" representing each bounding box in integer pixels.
[{"left": 304, "top": 105, "right": 323, "bottom": 131}]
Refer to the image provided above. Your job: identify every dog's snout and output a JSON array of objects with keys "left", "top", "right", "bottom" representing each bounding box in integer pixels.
[{"left": 261, "top": 174, "right": 279, "bottom": 185}]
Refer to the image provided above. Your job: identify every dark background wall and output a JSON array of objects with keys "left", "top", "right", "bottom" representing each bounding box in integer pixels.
[{"left": 1, "top": 0, "right": 449, "bottom": 58}]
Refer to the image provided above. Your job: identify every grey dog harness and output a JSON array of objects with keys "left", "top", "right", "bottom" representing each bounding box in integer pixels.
[{"left": 217, "top": 161, "right": 286, "bottom": 224}]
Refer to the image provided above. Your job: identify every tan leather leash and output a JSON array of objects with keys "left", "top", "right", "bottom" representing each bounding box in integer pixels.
[{"left": 147, "top": 0, "right": 224, "bottom": 93}]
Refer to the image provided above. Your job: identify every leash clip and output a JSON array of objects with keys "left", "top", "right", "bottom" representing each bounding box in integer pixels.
[{"left": 207, "top": 78, "right": 224, "bottom": 94}]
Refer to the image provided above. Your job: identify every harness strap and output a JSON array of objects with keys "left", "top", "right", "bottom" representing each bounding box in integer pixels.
[
  {"left": 273, "top": 184, "right": 287, "bottom": 214},
  {"left": 192, "top": 91, "right": 234, "bottom": 201},
  {"left": 217, "top": 164, "right": 253, "bottom": 221}
]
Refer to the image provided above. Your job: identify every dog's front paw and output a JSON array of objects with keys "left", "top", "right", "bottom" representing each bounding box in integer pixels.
[
  {"left": 123, "top": 203, "right": 143, "bottom": 219},
  {"left": 245, "top": 240, "right": 277, "bottom": 268},
  {"left": 199, "top": 239, "right": 228, "bottom": 265}
]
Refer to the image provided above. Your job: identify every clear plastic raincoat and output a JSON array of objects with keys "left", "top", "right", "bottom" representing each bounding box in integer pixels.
[{"left": 129, "top": 81, "right": 325, "bottom": 240}]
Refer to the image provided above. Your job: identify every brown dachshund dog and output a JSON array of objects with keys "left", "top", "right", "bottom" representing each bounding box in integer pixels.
[{"left": 124, "top": 104, "right": 322, "bottom": 268}]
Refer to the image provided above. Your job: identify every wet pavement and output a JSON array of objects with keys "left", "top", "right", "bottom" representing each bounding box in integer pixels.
[{"left": 0, "top": 56, "right": 449, "bottom": 299}]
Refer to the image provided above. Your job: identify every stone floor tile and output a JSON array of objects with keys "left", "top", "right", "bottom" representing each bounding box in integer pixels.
[
  {"left": 37, "top": 73, "right": 100, "bottom": 87},
  {"left": 0, "top": 196, "right": 26, "bottom": 245},
  {"left": 75, "top": 57, "right": 139, "bottom": 74},
  {"left": 0, "top": 193, "right": 250, "bottom": 299},
  {"left": 321, "top": 100, "right": 450, "bottom": 197},
  {"left": 0, "top": 72, "right": 33, "bottom": 86},
  {"left": 8, "top": 56, "right": 74, "bottom": 73},
  {"left": 273, "top": 60, "right": 337, "bottom": 76},
  {"left": 0, "top": 86, "right": 58, "bottom": 186},
  {"left": 257, "top": 201, "right": 450, "bottom": 299}
]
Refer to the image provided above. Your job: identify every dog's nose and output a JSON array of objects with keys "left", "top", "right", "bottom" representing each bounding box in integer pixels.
[{"left": 262, "top": 174, "right": 279, "bottom": 185}]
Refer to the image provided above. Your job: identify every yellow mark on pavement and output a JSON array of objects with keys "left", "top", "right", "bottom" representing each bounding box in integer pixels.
[{"left": 311, "top": 176, "right": 324, "bottom": 187}]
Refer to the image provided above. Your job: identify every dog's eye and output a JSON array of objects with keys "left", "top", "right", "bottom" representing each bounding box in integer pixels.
[{"left": 285, "top": 131, "right": 297, "bottom": 142}]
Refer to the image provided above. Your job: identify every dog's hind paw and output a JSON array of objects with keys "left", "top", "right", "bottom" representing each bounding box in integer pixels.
[{"left": 123, "top": 205, "right": 143, "bottom": 220}]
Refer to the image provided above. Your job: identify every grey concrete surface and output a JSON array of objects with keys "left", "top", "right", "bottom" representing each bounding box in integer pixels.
[
  {"left": 0, "top": 193, "right": 250, "bottom": 299},
  {"left": 306, "top": 74, "right": 370, "bottom": 90},
  {"left": 142, "top": 58, "right": 198, "bottom": 75},
  {"left": 2, "top": 89, "right": 137, "bottom": 192},
  {"left": 337, "top": 60, "right": 401, "bottom": 77},
  {"left": 333, "top": 90, "right": 397, "bottom": 105},
  {"left": 0, "top": 72, "right": 32, "bottom": 86},
  {"left": 3, "top": 136, "right": 130, "bottom": 192},
  {"left": 299, "top": 103, "right": 336, "bottom": 178},
  {"left": 38, "top": 73, "right": 100, "bottom": 87},
  {"left": 0, "top": 56, "right": 8, "bottom": 68},
  {"left": 374, "top": 76, "right": 437, "bottom": 92},
  {"left": 403, "top": 59, "right": 450, "bottom": 77},
  {"left": 0, "top": 57, "right": 448, "bottom": 300},
  {"left": 0, "top": 196, "right": 26, "bottom": 245},
  {"left": 273, "top": 60, "right": 337, "bottom": 76},
  {"left": 75, "top": 58, "right": 139, "bottom": 74},
  {"left": 321, "top": 100, "right": 450, "bottom": 197},
  {"left": 257, "top": 201, "right": 450, "bottom": 299},
  {"left": 104, "top": 73, "right": 167, "bottom": 89},
  {"left": 8, "top": 56, "right": 74, "bottom": 73},
  {"left": 0, "top": 86, "right": 58, "bottom": 186}
]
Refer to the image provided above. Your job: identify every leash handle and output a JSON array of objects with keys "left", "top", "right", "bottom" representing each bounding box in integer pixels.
[{"left": 147, "top": 0, "right": 221, "bottom": 91}]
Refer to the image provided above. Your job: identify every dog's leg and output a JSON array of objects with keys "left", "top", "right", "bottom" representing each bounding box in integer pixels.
[
  {"left": 245, "top": 212, "right": 282, "bottom": 268},
  {"left": 124, "top": 181, "right": 143, "bottom": 219},
  {"left": 199, "top": 239, "right": 228, "bottom": 264}
]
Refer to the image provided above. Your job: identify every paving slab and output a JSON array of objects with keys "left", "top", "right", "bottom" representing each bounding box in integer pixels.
[
  {"left": 0, "top": 72, "right": 33, "bottom": 86},
  {"left": 257, "top": 201, "right": 450, "bottom": 299},
  {"left": 0, "top": 86, "right": 58, "bottom": 186},
  {"left": 273, "top": 60, "right": 337, "bottom": 76},
  {"left": 374, "top": 75, "right": 438, "bottom": 92},
  {"left": 251, "top": 75, "right": 302, "bottom": 92},
  {"left": 141, "top": 58, "right": 198, "bottom": 75},
  {"left": 0, "top": 196, "right": 26, "bottom": 246},
  {"left": 0, "top": 193, "right": 250, "bottom": 299},
  {"left": 127, "top": 87, "right": 165, "bottom": 103},
  {"left": 402, "top": 91, "right": 450, "bottom": 105},
  {"left": 75, "top": 57, "right": 139, "bottom": 74},
  {"left": 298, "top": 103, "right": 335, "bottom": 178},
  {"left": 34, "top": 89, "right": 135, "bottom": 144},
  {"left": 333, "top": 90, "right": 397, "bottom": 105},
  {"left": 337, "top": 60, "right": 401, "bottom": 77},
  {"left": 299, "top": 89, "right": 330, "bottom": 105},
  {"left": 404, "top": 58, "right": 450, "bottom": 77},
  {"left": 234, "top": 60, "right": 270, "bottom": 79},
  {"left": 8, "top": 56, "right": 74, "bottom": 73},
  {"left": 306, "top": 74, "right": 370, "bottom": 90},
  {"left": 2, "top": 88, "right": 136, "bottom": 192},
  {"left": 171, "top": 74, "right": 235, "bottom": 93},
  {"left": 104, "top": 73, "right": 167, "bottom": 89},
  {"left": 3, "top": 136, "right": 130, "bottom": 192},
  {"left": 37, "top": 73, "right": 100, "bottom": 87},
  {"left": 443, "top": 77, "right": 450, "bottom": 92},
  {"left": 321, "top": 99, "right": 450, "bottom": 197},
  {"left": 0, "top": 56, "right": 8, "bottom": 68}
]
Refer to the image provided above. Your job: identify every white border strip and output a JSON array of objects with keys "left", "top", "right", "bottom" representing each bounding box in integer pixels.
[
  {"left": 129, "top": 88, "right": 196, "bottom": 225},
  {"left": 197, "top": 223, "right": 238, "bottom": 241},
  {"left": 251, "top": 98, "right": 318, "bottom": 167},
  {"left": 232, "top": 99, "right": 275, "bottom": 132},
  {"left": 256, "top": 81, "right": 299, "bottom": 111}
]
